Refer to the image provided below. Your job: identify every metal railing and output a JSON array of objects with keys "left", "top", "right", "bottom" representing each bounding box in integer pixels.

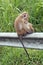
[{"left": 0, "top": 32, "right": 43, "bottom": 49}]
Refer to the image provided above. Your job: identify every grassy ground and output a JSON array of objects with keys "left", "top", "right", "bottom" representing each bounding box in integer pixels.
[
  {"left": 0, "top": 47, "right": 43, "bottom": 65},
  {"left": 0, "top": 0, "right": 43, "bottom": 65}
]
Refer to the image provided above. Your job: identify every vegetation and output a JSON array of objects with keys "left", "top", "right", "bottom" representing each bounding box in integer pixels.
[
  {"left": 0, "top": 0, "right": 43, "bottom": 32},
  {"left": 0, "top": 47, "right": 43, "bottom": 65},
  {"left": 0, "top": 0, "right": 43, "bottom": 65}
]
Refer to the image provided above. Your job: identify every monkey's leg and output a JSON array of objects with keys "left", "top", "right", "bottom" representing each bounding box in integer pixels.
[{"left": 18, "top": 35, "right": 30, "bottom": 59}]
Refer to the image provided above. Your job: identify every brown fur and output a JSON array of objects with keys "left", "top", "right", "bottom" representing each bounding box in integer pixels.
[{"left": 14, "top": 12, "right": 34, "bottom": 36}]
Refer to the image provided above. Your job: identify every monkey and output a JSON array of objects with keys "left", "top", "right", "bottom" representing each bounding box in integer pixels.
[{"left": 14, "top": 12, "right": 34, "bottom": 58}]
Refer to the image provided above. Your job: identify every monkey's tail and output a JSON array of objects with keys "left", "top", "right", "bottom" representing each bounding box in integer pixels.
[{"left": 18, "top": 36, "right": 30, "bottom": 59}]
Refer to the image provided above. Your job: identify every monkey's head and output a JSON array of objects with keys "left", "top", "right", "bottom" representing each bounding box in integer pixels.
[{"left": 19, "top": 12, "right": 29, "bottom": 22}]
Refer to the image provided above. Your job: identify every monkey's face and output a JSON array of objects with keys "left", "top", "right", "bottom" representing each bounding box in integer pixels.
[{"left": 21, "top": 12, "right": 28, "bottom": 22}]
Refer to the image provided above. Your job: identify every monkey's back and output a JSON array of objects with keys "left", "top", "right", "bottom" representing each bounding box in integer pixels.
[{"left": 14, "top": 16, "right": 27, "bottom": 36}]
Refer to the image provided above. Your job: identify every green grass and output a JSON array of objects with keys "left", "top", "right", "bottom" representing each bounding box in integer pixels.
[
  {"left": 0, "top": 0, "right": 43, "bottom": 32},
  {"left": 0, "top": 47, "right": 43, "bottom": 65},
  {"left": 0, "top": 0, "right": 43, "bottom": 65}
]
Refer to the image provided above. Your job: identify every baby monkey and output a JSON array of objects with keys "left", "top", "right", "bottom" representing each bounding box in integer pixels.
[{"left": 14, "top": 12, "right": 34, "bottom": 58}]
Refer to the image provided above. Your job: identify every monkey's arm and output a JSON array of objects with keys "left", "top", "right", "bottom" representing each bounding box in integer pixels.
[
  {"left": 17, "top": 23, "right": 22, "bottom": 31},
  {"left": 15, "top": 22, "right": 23, "bottom": 31},
  {"left": 23, "top": 22, "right": 34, "bottom": 33}
]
